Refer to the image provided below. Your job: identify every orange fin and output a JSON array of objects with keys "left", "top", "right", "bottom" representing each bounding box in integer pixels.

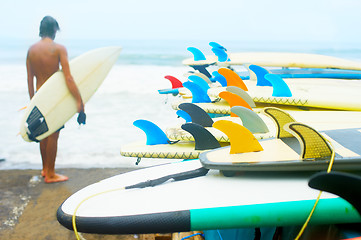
[
  {"left": 213, "top": 120, "right": 263, "bottom": 154},
  {"left": 219, "top": 91, "right": 252, "bottom": 117},
  {"left": 218, "top": 68, "right": 248, "bottom": 91}
]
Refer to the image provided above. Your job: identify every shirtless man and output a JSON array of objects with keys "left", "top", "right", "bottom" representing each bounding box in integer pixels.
[{"left": 26, "top": 16, "right": 84, "bottom": 183}]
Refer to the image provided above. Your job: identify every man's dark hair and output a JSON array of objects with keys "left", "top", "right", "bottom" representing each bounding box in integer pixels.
[{"left": 39, "top": 16, "right": 60, "bottom": 39}]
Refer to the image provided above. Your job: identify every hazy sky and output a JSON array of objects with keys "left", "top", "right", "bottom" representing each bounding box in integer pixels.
[{"left": 1, "top": 0, "right": 361, "bottom": 45}]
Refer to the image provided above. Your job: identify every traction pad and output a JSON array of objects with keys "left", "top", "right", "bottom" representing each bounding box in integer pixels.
[{"left": 26, "top": 106, "right": 48, "bottom": 142}]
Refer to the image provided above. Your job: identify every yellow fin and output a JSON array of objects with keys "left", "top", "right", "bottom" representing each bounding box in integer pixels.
[
  {"left": 218, "top": 68, "right": 248, "bottom": 91},
  {"left": 284, "top": 122, "right": 332, "bottom": 159},
  {"left": 219, "top": 91, "right": 252, "bottom": 117},
  {"left": 213, "top": 120, "right": 263, "bottom": 154},
  {"left": 262, "top": 107, "right": 295, "bottom": 138}
]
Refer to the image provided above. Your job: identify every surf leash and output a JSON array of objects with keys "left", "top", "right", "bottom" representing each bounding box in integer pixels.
[
  {"left": 294, "top": 138, "right": 335, "bottom": 240},
  {"left": 72, "top": 164, "right": 209, "bottom": 239}
]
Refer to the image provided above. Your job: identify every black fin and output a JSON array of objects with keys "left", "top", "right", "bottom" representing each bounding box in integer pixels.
[
  {"left": 179, "top": 103, "right": 214, "bottom": 127},
  {"left": 190, "top": 65, "right": 212, "bottom": 78},
  {"left": 181, "top": 123, "right": 221, "bottom": 150},
  {"left": 309, "top": 171, "right": 361, "bottom": 215}
]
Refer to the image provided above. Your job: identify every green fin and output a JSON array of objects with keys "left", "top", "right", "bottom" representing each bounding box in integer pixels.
[
  {"left": 284, "top": 122, "right": 332, "bottom": 159},
  {"left": 231, "top": 106, "right": 269, "bottom": 134},
  {"left": 262, "top": 107, "right": 296, "bottom": 138}
]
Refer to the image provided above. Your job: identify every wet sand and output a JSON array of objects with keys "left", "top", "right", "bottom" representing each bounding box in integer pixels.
[{"left": 0, "top": 167, "right": 141, "bottom": 240}]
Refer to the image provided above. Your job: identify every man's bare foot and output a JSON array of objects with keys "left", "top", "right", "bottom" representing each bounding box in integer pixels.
[
  {"left": 44, "top": 174, "right": 69, "bottom": 183},
  {"left": 41, "top": 170, "right": 45, "bottom": 177}
]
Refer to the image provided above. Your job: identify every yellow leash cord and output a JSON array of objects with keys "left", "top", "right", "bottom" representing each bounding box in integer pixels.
[
  {"left": 294, "top": 138, "right": 335, "bottom": 240},
  {"left": 72, "top": 187, "right": 125, "bottom": 240}
]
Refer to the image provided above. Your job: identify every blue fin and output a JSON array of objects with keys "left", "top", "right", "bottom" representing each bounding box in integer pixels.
[
  {"left": 133, "top": 120, "right": 169, "bottom": 145},
  {"left": 179, "top": 103, "right": 214, "bottom": 127},
  {"left": 183, "top": 81, "right": 211, "bottom": 103},
  {"left": 226, "top": 86, "right": 256, "bottom": 108},
  {"left": 211, "top": 48, "right": 228, "bottom": 62},
  {"left": 176, "top": 110, "right": 192, "bottom": 122},
  {"left": 212, "top": 71, "right": 227, "bottom": 87},
  {"left": 181, "top": 123, "right": 221, "bottom": 150},
  {"left": 231, "top": 106, "right": 269, "bottom": 133},
  {"left": 209, "top": 42, "right": 227, "bottom": 51},
  {"left": 249, "top": 65, "right": 272, "bottom": 86},
  {"left": 187, "top": 47, "right": 206, "bottom": 61},
  {"left": 264, "top": 74, "right": 292, "bottom": 97},
  {"left": 188, "top": 75, "right": 210, "bottom": 91},
  {"left": 158, "top": 88, "right": 180, "bottom": 95}
]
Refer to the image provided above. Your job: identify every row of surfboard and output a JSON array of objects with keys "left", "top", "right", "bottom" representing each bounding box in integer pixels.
[{"left": 52, "top": 45, "right": 361, "bottom": 238}]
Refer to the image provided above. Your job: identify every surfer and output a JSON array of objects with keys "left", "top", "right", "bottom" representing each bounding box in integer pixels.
[{"left": 26, "top": 16, "right": 84, "bottom": 183}]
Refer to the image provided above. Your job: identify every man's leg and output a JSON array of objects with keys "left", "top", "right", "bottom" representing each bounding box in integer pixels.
[
  {"left": 40, "top": 138, "right": 48, "bottom": 177},
  {"left": 43, "top": 131, "right": 68, "bottom": 183}
]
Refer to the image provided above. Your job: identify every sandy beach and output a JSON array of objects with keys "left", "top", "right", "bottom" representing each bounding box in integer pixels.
[{"left": 0, "top": 167, "right": 141, "bottom": 239}]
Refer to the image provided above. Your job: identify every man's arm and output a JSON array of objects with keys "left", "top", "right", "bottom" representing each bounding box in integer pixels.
[
  {"left": 26, "top": 52, "right": 35, "bottom": 100},
  {"left": 58, "top": 45, "right": 84, "bottom": 113}
]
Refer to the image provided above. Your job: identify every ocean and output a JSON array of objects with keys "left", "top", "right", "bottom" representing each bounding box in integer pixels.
[{"left": 1, "top": 38, "right": 361, "bottom": 170}]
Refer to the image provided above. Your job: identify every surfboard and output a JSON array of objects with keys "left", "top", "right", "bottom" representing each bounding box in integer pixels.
[
  {"left": 120, "top": 120, "right": 229, "bottom": 163},
  {"left": 56, "top": 159, "right": 361, "bottom": 235},
  {"left": 199, "top": 107, "right": 361, "bottom": 172},
  {"left": 166, "top": 103, "right": 361, "bottom": 144},
  {"left": 183, "top": 51, "right": 361, "bottom": 71},
  {"left": 20, "top": 46, "right": 122, "bottom": 142},
  {"left": 178, "top": 67, "right": 361, "bottom": 112}
]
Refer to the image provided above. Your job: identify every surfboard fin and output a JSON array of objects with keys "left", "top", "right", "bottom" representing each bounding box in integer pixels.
[
  {"left": 231, "top": 106, "right": 269, "bottom": 134},
  {"left": 182, "top": 81, "right": 211, "bottom": 103},
  {"left": 211, "top": 47, "right": 228, "bottom": 62},
  {"left": 187, "top": 47, "right": 206, "bottom": 61},
  {"left": 188, "top": 75, "right": 210, "bottom": 92},
  {"left": 248, "top": 65, "right": 272, "bottom": 86},
  {"left": 264, "top": 74, "right": 292, "bottom": 97},
  {"left": 212, "top": 71, "right": 228, "bottom": 87},
  {"left": 218, "top": 68, "right": 248, "bottom": 90},
  {"left": 284, "top": 122, "right": 332, "bottom": 159},
  {"left": 181, "top": 123, "right": 221, "bottom": 150},
  {"left": 243, "top": 64, "right": 257, "bottom": 81},
  {"left": 219, "top": 91, "right": 252, "bottom": 117},
  {"left": 209, "top": 42, "right": 227, "bottom": 52},
  {"left": 178, "top": 103, "right": 214, "bottom": 127},
  {"left": 262, "top": 107, "right": 296, "bottom": 138},
  {"left": 133, "top": 120, "right": 170, "bottom": 145},
  {"left": 164, "top": 75, "right": 183, "bottom": 89},
  {"left": 213, "top": 120, "right": 263, "bottom": 154},
  {"left": 309, "top": 171, "right": 361, "bottom": 215},
  {"left": 226, "top": 86, "right": 256, "bottom": 108},
  {"left": 176, "top": 110, "right": 192, "bottom": 122},
  {"left": 184, "top": 72, "right": 212, "bottom": 84}
]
